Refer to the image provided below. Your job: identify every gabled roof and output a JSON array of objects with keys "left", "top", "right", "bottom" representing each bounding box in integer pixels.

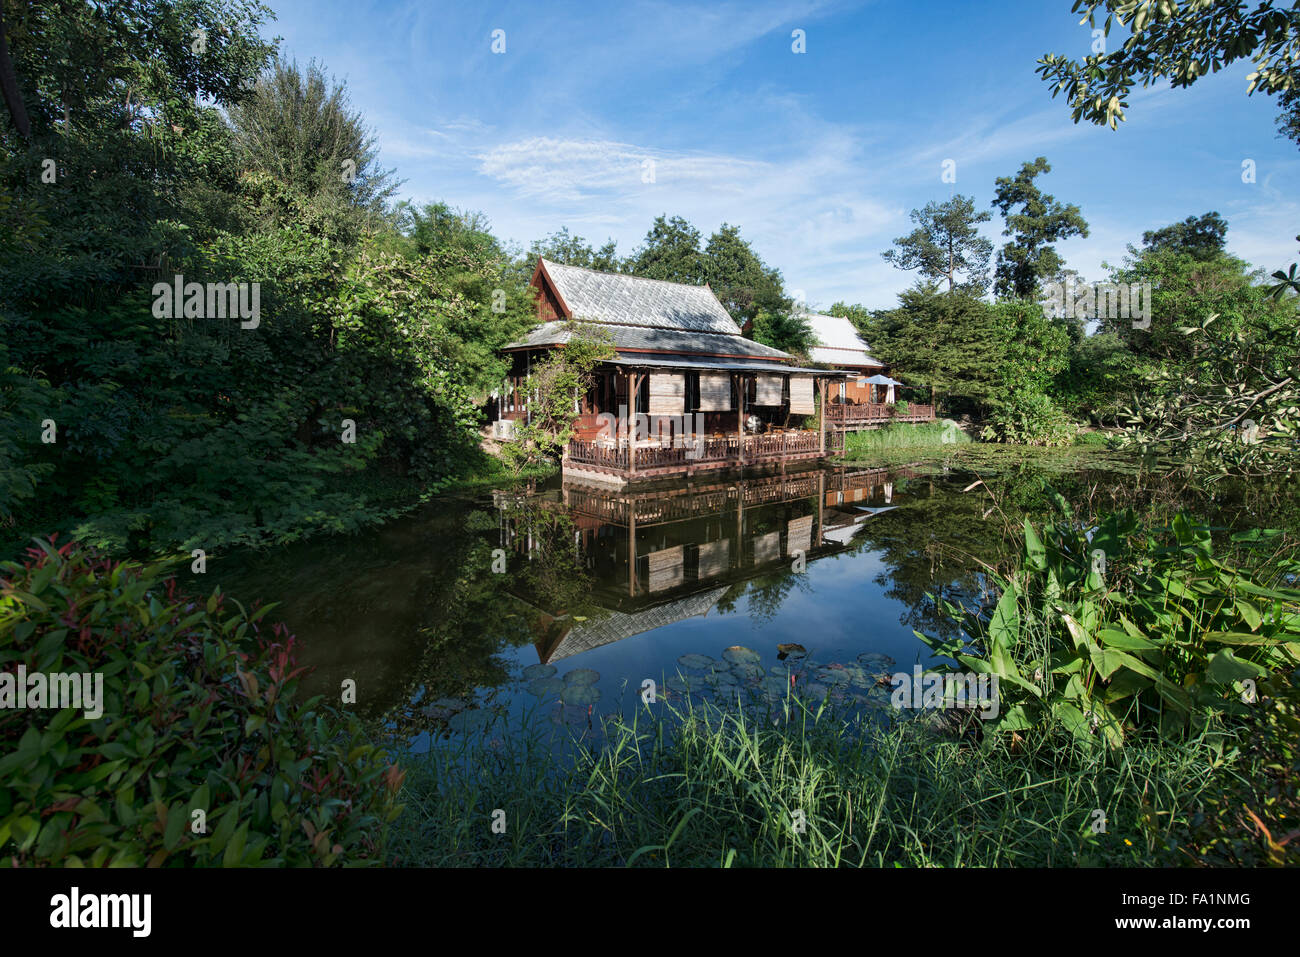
[
  {"left": 537, "top": 258, "right": 741, "bottom": 335},
  {"left": 802, "top": 312, "right": 882, "bottom": 369}
]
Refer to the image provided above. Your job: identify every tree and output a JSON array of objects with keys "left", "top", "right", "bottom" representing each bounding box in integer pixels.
[
  {"left": 991, "top": 157, "right": 1089, "bottom": 300},
  {"left": 1037, "top": 1, "right": 1300, "bottom": 147},
  {"left": 400, "top": 201, "right": 503, "bottom": 260},
  {"left": 527, "top": 227, "right": 621, "bottom": 271},
  {"left": 980, "top": 300, "right": 1077, "bottom": 445},
  {"left": 751, "top": 308, "right": 815, "bottom": 357},
  {"left": 881, "top": 196, "right": 993, "bottom": 293},
  {"left": 859, "top": 284, "right": 1006, "bottom": 413},
  {"left": 1099, "top": 240, "right": 1300, "bottom": 476},
  {"left": 1141, "top": 212, "right": 1228, "bottom": 259},
  {"left": 225, "top": 58, "right": 400, "bottom": 240},
  {"left": 703, "top": 224, "right": 788, "bottom": 325},
  {"left": 627, "top": 214, "right": 705, "bottom": 283},
  {"left": 502, "top": 323, "right": 615, "bottom": 473},
  {"left": 828, "top": 302, "right": 871, "bottom": 327}
]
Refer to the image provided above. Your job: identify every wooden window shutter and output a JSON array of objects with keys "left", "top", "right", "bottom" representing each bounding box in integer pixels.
[
  {"left": 648, "top": 373, "right": 685, "bottom": 416},
  {"left": 698, "top": 372, "right": 731, "bottom": 411},
  {"left": 789, "top": 375, "right": 815, "bottom": 414},
  {"left": 755, "top": 373, "right": 783, "bottom": 406},
  {"left": 648, "top": 545, "right": 685, "bottom": 592},
  {"left": 787, "top": 515, "right": 813, "bottom": 556}
]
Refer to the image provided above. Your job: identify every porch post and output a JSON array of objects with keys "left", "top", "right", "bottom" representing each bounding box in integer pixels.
[
  {"left": 628, "top": 372, "right": 640, "bottom": 477},
  {"left": 736, "top": 373, "right": 745, "bottom": 467},
  {"left": 628, "top": 509, "right": 637, "bottom": 597},
  {"left": 818, "top": 378, "right": 827, "bottom": 454},
  {"left": 817, "top": 471, "right": 825, "bottom": 546}
]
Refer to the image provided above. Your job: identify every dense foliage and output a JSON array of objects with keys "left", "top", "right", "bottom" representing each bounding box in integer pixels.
[
  {"left": 922, "top": 499, "right": 1300, "bottom": 748},
  {"left": 0, "top": 3, "right": 536, "bottom": 556},
  {"left": 0, "top": 538, "right": 402, "bottom": 865}
]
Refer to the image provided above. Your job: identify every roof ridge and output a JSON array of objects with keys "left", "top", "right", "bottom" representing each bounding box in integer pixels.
[{"left": 541, "top": 257, "right": 713, "bottom": 291}]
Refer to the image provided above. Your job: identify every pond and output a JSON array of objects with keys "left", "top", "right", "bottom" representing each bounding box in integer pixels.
[{"left": 200, "top": 448, "right": 1219, "bottom": 751}]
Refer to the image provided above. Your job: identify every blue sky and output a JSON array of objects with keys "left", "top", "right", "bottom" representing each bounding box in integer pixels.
[{"left": 265, "top": 0, "right": 1299, "bottom": 310}]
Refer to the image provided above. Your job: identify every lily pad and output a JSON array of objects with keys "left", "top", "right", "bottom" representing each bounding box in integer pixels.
[
  {"left": 677, "top": 653, "right": 716, "bottom": 671},
  {"left": 731, "top": 662, "right": 764, "bottom": 682},
  {"left": 818, "top": 668, "right": 852, "bottom": 686},
  {"left": 704, "top": 671, "right": 740, "bottom": 689},
  {"left": 522, "top": 663, "right": 558, "bottom": 681},
  {"left": 857, "top": 652, "right": 896, "bottom": 670},
  {"left": 563, "top": 667, "right": 600, "bottom": 685},
  {"left": 722, "top": 646, "right": 760, "bottom": 666},
  {"left": 666, "top": 675, "right": 696, "bottom": 694},
  {"left": 561, "top": 684, "right": 601, "bottom": 706},
  {"left": 526, "top": 677, "right": 566, "bottom": 698},
  {"left": 447, "top": 708, "right": 493, "bottom": 733}
]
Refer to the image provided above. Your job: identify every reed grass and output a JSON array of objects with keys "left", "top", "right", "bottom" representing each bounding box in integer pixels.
[
  {"left": 387, "top": 690, "right": 1223, "bottom": 867},
  {"left": 841, "top": 422, "right": 969, "bottom": 456}
]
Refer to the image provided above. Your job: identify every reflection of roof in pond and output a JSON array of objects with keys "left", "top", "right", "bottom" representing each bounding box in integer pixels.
[
  {"left": 820, "top": 505, "right": 898, "bottom": 546},
  {"left": 543, "top": 586, "right": 731, "bottom": 662}
]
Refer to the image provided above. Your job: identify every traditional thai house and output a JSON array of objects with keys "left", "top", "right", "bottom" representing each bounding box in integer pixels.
[
  {"left": 801, "top": 311, "right": 935, "bottom": 430},
  {"left": 498, "top": 259, "right": 848, "bottom": 484}
]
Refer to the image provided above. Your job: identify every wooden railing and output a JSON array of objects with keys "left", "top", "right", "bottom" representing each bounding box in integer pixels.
[
  {"left": 566, "top": 430, "right": 842, "bottom": 474},
  {"left": 825, "top": 403, "right": 935, "bottom": 425}
]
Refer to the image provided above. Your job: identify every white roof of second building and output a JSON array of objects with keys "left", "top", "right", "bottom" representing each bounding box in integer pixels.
[
  {"left": 541, "top": 258, "right": 741, "bottom": 335},
  {"left": 802, "top": 312, "right": 882, "bottom": 368}
]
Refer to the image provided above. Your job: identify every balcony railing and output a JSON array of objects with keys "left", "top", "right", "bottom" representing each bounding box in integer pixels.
[
  {"left": 567, "top": 429, "right": 843, "bottom": 476},
  {"left": 825, "top": 403, "right": 935, "bottom": 426}
]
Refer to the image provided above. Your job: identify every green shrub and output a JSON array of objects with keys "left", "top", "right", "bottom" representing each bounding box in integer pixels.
[
  {"left": 982, "top": 391, "right": 1077, "bottom": 447},
  {"left": 921, "top": 499, "right": 1300, "bottom": 748},
  {"left": 0, "top": 538, "right": 403, "bottom": 866}
]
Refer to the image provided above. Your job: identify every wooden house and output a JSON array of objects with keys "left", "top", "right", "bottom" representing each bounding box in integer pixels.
[
  {"left": 802, "top": 311, "right": 935, "bottom": 430},
  {"left": 498, "top": 258, "right": 848, "bottom": 484}
]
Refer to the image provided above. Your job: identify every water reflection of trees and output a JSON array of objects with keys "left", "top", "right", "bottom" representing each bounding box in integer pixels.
[{"left": 214, "top": 501, "right": 542, "bottom": 738}]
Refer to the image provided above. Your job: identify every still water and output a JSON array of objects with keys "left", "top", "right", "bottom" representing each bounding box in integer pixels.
[{"left": 209, "top": 457, "right": 1132, "bottom": 750}]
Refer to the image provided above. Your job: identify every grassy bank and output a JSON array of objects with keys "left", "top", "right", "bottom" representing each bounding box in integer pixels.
[
  {"left": 841, "top": 421, "right": 970, "bottom": 457},
  {"left": 388, "top": 693, "right": 1240, "bottom": 867}
]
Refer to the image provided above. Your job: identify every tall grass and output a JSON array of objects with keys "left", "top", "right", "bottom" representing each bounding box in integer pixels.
[
  {"left": 387, "top": 691, "right": 1222, "bottom": 867},
  {"left": 842, "top": 422, "right": 969, "bottom": 456}
]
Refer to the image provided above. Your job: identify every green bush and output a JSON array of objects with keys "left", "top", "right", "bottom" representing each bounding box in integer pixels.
[
  {"left": 981, "top": 390, "right": 1077, "bottom": 447},
  {"left": 0, "top": 538, "right": 402, "bottom": 866},
  {"left": 921, "top": 499, "right": 1300, "bottom": 747}
]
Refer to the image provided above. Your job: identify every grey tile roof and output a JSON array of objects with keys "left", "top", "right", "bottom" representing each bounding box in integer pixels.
[
  {"left": 542, "top": 259, "right": 741, "bottom": 335},
  {"left": 545, "top": 586, "right": 730, "bottom": 662},
  {"left": 504, "top": 321, "right": 793, "bottom": 360}
]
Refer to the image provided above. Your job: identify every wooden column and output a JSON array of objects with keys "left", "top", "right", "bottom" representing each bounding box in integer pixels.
[
  {"left": 628, "top": 372, "right": 640, "bottom": 476},
  {"left": 628, "top": 509, "right": 637, "bottom": 597},
  {"left": 818, "top": 379, "right": 827, "bottom": 454},
  {"left": 817, "top": 471, "right": 825, "bottom": 546},
  {"left": 736, "top": 373, "right": 745, "bottom": 466}
]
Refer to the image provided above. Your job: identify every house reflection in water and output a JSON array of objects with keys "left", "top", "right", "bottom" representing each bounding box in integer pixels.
[{"left": 493, "top": 465, "right": 911, "bottom": 664}]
